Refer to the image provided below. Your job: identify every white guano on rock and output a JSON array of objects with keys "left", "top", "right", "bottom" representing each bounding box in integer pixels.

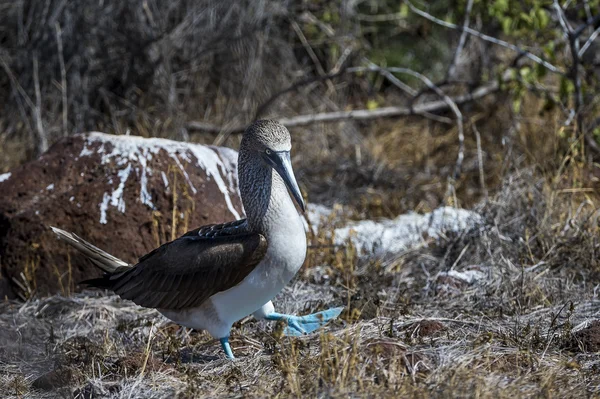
[
  {"left": 78, "top": 132, "right": 242, "bottom": 224},
  {"left": 306, "top": 205, "right": 481, "bottom": 260}
]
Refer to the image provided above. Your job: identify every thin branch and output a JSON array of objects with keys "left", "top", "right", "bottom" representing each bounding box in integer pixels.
[
  {"left": 405, "top": 0, "right": 563, "bottom": 75},
  {"left": 553, "top": 1, "right": 573, "bottom": 35},
  {"left": 185, "top": 121, "right": 230, "bottom": 134},
  {"left": 290, "top": 20, "right": 334, "bottom": 93},
  {"left": 331, "top": 45, "right": 354, "bottom": 74},
  {"left": 411, "top": 79, "right": 477, "bottom": 101},
  {"left": 355, "top": 62, "right": 417, "bottom": 96},
  {"left": 0, "top": 54, "right": 36, "bottom": 111},
  {"left": 355, "top": 12, "right": 410, "bottom": 23},
  {"left": 350, "top": 66, "right": 465, "bottom": 177},
  {"left": 585, "top": 132, "right": 600, "bottom": 154},
  {"left": 254, "top": 69, "right": 349, "bottom": 119},
  {"left": 55, "top": 22, "right": 68, "bottom": 136},
  {"left": 554, "top": 0, "right": 584, "bottom": 132},
  {"left": 583, "top": 0, "right": 594, "bottom": 34},
  {"left": 1, "top": 52, "right": 49, "bottom": 153},
  {"left": 299, "top": 11, "right": 336, "bottom": 37},
  {"left": 447, "top": 0, "right": 474, "bottom": 80},
  {"left": 254, "top": 61, "right": 417, "bottom": 120},
  {"left": 417, "top": 112, "right": 453, "bottom": 125},
  {"left": 33, "top": 54, "right": 48, "bottom": 154},
  {"left": 573, "top": 13, "right": 600, "bottom": 38},
  {"left": 473, "top": 123, "right": 488, "bottom": 200},
  {"left": 578, "top": 25, "right": 600, "bottom": 58},
  {"left": 188, "top": 80, "right": 499, "bottom": 133}
]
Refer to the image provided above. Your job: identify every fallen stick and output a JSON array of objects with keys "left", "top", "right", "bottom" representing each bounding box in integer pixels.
[{"left": 186, "top": 80, "right": 500, "bottom": 134}]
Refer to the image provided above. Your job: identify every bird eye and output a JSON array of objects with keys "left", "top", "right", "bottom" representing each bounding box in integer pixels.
[{"left": 265, "top": 149, "right": 272, "bottom": 155}]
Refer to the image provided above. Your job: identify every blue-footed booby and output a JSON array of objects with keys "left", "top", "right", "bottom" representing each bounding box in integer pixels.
[{"left": 51, "top": 120, "right": 342, "bottom": 359}]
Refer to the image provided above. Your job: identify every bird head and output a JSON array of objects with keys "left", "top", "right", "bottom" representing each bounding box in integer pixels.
[{"left": 241, "top": 120, "right": 305, "bottom": 213}]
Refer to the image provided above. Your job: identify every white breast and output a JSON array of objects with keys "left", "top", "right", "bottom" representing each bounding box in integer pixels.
[
  {"left": 161, "top": 205, "right": 307, "bottom": 339},
  {"left": 210, "top": 212, "right": 307, "bottom": 327}
]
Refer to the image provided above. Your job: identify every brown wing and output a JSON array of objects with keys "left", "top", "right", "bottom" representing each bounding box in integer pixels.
[
  {"left": 137, "top": 219, "right": 249, "bottom": 264},
  {"left": 181, "top": 218, "right": 249, "bottom": 239},
  {"left": 86, "top": 230, "right": 267, "bottom": 310}
]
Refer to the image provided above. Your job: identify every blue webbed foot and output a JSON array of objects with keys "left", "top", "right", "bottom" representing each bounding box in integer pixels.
[
  {"left": 266, "top": 307, "right": 344, "bottom": 337},
  {"left": 220, "top": 337, "right": 235, "bottom": 359}
]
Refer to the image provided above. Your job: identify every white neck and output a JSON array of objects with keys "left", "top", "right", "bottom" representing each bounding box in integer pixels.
[{"left": 238, "top": 152, "right": 303, "bottom": 236}]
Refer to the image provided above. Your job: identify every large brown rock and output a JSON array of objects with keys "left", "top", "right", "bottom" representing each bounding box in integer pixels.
[{"left": 0, "top": 132, "right": 243, "bottom": 299}]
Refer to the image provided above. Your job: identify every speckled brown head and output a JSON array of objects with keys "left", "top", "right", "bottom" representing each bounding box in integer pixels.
[
  {"left": 240, "top": 120, "right": 292, "bottom": 153},
  {"left": 238, "top": 120, "right": 305, "bottom": 224}
]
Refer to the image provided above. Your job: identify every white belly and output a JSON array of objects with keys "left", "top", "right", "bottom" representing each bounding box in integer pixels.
[{"left": 159, "top": 228, "right": 306, "bottom": 338}]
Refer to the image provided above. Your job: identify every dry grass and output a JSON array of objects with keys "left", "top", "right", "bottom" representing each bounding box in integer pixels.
[
  {"left": 2, "top": 57, "right": 599, "bottom": 395},
  {"left": 1, "top": 1, "right": 600, "bottom": 396},
  {"left": 1, "top": 168, "right": 600, "bottom": 398}
]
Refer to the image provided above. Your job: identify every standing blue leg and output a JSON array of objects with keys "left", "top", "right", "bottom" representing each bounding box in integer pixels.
[
  {"left": 266, "top": 307, "right": 344, "bottom": 337},
  {"left": 220, "top": 337, "right": 235, "bottom": 359}
]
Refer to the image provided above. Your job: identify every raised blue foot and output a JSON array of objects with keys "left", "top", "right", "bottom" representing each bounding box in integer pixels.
[
  {"left": 220, "top": 337, "right": 235, "bottom": 359},
  {"left": 266, "top": 307, "right": 344, "bottom": 337}
]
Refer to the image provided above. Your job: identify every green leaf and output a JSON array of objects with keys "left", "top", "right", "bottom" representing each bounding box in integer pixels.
[
  {"left": 512, "top": 97, "right": 522, "bottom": 113},
  {"left": 593, "top": 127, "right": 600, "bottom": 141},
  {"left": 494, "top": 0, "right": 509, "bottom": 13},
  {"left": 367, "top": 100, "right": 379, "bottom": 110},
  {"left": 399, "top": 4, "right": 409, "bottom": 17},
  {"left": 536, "top": 9, "right": 549, "bottom": 29},
  {"left": 501, "top": 17, "right": 512, "bottom": 35},
  {"left": 543, "top": 42, "right": 555, "bottom": 59},
  {"left": 519, "top": 66, "right": 531, "bottom": 78},
  {"left": 520, "top": 12, "right": 532, "bottom": 25},
  {"left": 559, "top": 77, "right": 575, "bottom": 102}
]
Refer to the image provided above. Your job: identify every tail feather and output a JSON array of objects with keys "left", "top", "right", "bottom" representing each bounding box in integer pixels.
[{"left": 50, "top": 226, "right": 131, "bottom": 273}]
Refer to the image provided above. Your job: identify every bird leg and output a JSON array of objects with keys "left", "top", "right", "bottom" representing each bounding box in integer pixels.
[
  {"left": 220, "top": 337, "right": 235, "bottom": 359},
  {"left": 265, "top": 307, "right": 344, "bottom": 337}
]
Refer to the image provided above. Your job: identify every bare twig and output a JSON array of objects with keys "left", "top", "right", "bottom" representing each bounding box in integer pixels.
[
  {"left": 411, "top": 79, "right": 477, "bottom": 102},
  {"left": 578, "top": 25, "right": 600, "bottom": 58},
  {"left": 0, "top": 54, "right": 36, "bottom": 111},
  {"left": 254, "top": 69, "right": 349, "bottom": 119},
  {"left": 298, "top": 11, "right": 415, "bottom": 96},
  {"left": 298, "top": 11, "right": 335, "bottom": 37},
  {"left": 447, "top": 0, "right": 474, "bottom": 80},
  {"left": 188, "top": 80, "right": 499, "bottom": 133},
  {"left": 291, "top": 20, "right": 334, "bottom": 93},
  {"left": 55, "top": 23, "right": 68, "bottom": 136},
  {"left": 32, "top": 54, "right": 48, "bottom": 154},
  {"left": 331, "top": 45, "right": 354, "bottom": 74},
  {"left": 473, "top": 123, "right": 488, "bottom": 200},
  {"left": 254, "top": 61, "right": 422, "bottom": 120},
  {"left": 585, "top": 132, "right": 600, "bottom": 154},
  {"left": 355, "top": 62, "right": 417, "bottom": 96},
  {"left": 554, "top": 1, "right": 584, "bottom": 133},
  {"left": 553, "top": 1, "right": 572, "bottom": 35},
  {"left": 405, "top": 0, "right": 563, "bottom": 75},
  {"left": 352, "top": 65, "right": 465, "bottom": 179},
  {"left": 355, "top": 12, "right": 410, "bottom": 24},
  {"left": 583, "top": 0, "right": 594, "bottom": 34},
  {"left": 139, "top": 321, "right": 155, "bottom": 377},
  {"left": 573, "top": 13, "right": 600, "bottom": 38}
]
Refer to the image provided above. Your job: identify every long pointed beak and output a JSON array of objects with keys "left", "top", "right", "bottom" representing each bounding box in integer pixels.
[{"left": 264, "top": 150, "right": 306, "bottom": 213}]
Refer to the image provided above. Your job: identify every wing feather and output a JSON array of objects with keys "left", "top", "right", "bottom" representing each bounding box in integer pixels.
[{"left": 88, "top": 231, "right": 268, "bottom": 310}]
